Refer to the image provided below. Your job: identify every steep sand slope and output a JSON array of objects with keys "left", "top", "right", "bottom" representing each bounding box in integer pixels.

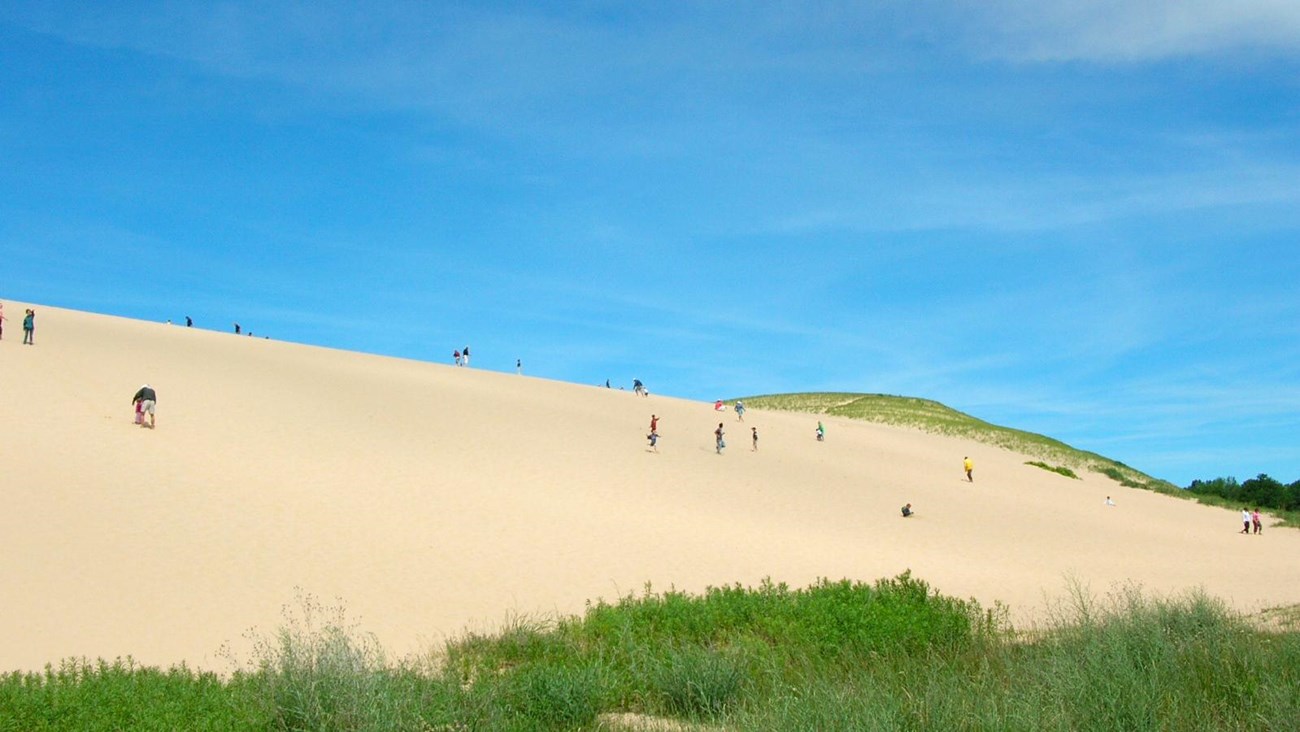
[{"left": 2, "top": 303, "right": 1297, "bottom": 672}]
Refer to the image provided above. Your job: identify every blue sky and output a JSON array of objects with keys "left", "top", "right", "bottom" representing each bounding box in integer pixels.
[{"left": 3, "top": 2, "right": 1298, "bottom": 485}]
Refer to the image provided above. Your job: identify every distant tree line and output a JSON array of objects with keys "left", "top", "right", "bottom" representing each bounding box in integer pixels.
[{"left": 1186, "top": 474, "right": 1300, "bottom": 511}]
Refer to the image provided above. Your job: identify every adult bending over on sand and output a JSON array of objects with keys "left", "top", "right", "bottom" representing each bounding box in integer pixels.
[{"left": 132, "top": 384, "right": 157, "bottom": 429}]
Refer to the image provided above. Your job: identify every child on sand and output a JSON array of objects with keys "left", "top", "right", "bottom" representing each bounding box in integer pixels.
[
  {"left": 131, "top": 384, "right": 157, "bottom": 429},
  {"left": 715, "top": 423, "right": 725, "bottom": 454},
  {"left": 815, "top": 421, "right": 825, "bottom": 442},
  {"left": 735, "top": 401, "right": 746, "bottom": 421},
  {"left": 751, "top": 427, "right": 758, "bottom": 451}
]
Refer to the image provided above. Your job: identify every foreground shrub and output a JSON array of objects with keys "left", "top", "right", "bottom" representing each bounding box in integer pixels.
[
  {"left": 4, "top": 578, "right": 1299, "bottom": 731},
  {"left": 647, "top": 645, "right": 747, "bottom": 719}
]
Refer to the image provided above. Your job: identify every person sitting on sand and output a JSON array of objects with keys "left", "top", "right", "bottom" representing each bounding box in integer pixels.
[
  {"left": 1105, "top": 496, "right": 1116, "bottom": 506},
  {"left": 131, "top": 384, "right": 157, "bottom": 429},
  {"left": 901, "top": 503, "right": 913, "bottom": 517}
]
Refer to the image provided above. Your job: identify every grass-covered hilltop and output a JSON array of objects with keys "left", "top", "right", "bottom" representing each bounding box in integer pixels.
[
  {"left": 734, "top": 392, "right": 1300, "bottom": 527},
  {"left": 732, "top": 392, "right": 1172, "bottom": 490}
]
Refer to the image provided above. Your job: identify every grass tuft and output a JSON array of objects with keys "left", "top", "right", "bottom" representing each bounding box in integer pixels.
[{"left": 1026, "top": 461, "right": 1079, "bottom": 479}]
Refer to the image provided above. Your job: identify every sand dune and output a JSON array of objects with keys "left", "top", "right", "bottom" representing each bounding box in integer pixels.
[{"left": 2, "top": 302, "right": 1297, "bottom": 672}]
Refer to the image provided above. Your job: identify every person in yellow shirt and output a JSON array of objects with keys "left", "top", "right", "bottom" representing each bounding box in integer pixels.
[{"left": 964, "top": 456, "right": 973, "bottom": 482}]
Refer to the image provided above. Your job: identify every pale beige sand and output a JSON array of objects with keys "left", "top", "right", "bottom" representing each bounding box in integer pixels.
[{"left": 2, "top": 302, "right": 1297, "bottom": 672}]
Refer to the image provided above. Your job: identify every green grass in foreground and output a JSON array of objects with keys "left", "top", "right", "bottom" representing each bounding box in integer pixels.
[{"left": 3, "top": 575, "right": 1299, "bottom": 731}]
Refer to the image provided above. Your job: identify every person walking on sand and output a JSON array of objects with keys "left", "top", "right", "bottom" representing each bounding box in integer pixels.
[
  {"left": 650, "top": 414, "right": 659, "bottom": 433},
  {"left": 131, "top": 384, "right": 157, "bottom": 429},
  {"left": 715, "top": 423, "right": 726, "bottom": 454},
  {"left": 185, "top": 315, "right": 192, "bottom": 327},
  {"left": 517, "top": 359, "right": 522, "bottom": 375},
  {"left": 751, "top": 426, "right": 758, "bottom": 451},
  {"left": 0, "top": 301, "right": 6, "bottom": 340},
  {"left": 1252, "top": 508, "right": 1263, "bottom": 535},
  {"left": 462, "top": 345, "right": 470, "bottom": 367},
  {"left": 1241, "top": 508, "right": 1251, "bottom": 534},
  {"left": 234, "top": 322, "right": 240, "bottom": 334},
  {"left": 964, "top": 456, "right": 974, "bottom": 482},
  {"left": 735, "top": 401, "right": 746, "bottom": 421},
  {"left": 815, "top": 421, "right": 825, "bottom": 442},
  {"left": 22, "top": 309, "right": 35, "bottom": 345},
  {"left": 454, "top": 349, "right": 462, "bottom": 366}
]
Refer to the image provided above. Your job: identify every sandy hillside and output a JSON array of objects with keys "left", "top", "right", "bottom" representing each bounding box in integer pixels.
[{"left": 2, "top": 302, "right": 1297, "bottom": 672}]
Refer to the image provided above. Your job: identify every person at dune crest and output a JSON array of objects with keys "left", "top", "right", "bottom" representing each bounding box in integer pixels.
[
  {"left": 23, "top": 309, "right": 35, "bottom": 345},
  {"left": 131, "top": 384, "right": 157, "bottom": 430},
  {"left": 0, "top": 301, "right": 6, "bottom": 340},
  {"left": 453, "top": 349, "right": 461, "bottom": 366}
]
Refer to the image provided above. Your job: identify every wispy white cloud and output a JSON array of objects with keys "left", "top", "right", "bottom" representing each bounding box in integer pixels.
[
  {"left": 767, "top": 162, "right": 1300, "bottom": 235},
  {"left": 948, "top": 0, "right": 1300, "bottom": 63}
]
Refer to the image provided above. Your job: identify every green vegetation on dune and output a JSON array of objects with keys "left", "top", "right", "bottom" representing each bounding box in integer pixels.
[
  {"left": 733, "top": 392, "right": 1176, "bottom": 493},
  {"left": 1026, "top": 461, "right": 1080, "bottom": 479},
  {"left": 4, "top": 576, "right": 1299, "bottom": 731}
]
